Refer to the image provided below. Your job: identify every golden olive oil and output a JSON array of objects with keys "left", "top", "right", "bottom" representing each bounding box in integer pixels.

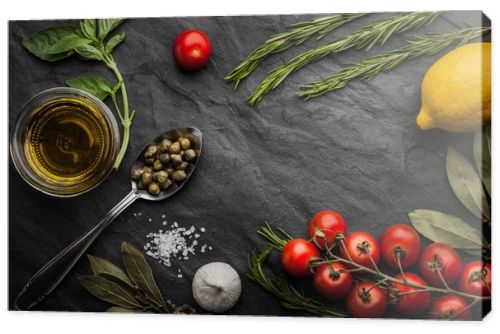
[{"left": 24, "top": 98, "right": 111, "bottom": 184}]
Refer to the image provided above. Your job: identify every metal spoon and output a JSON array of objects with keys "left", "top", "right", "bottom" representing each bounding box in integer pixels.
[{"left": 14, "top": 127, "right": 203, "bottom": 310}]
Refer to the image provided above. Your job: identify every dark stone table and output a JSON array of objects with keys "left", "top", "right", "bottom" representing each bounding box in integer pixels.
[{"left": 9, "top": 11, "right": 489, "bottom": 316}]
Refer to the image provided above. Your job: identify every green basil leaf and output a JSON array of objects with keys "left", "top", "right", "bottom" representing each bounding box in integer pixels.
[
  {"left": 79, "top": 275, "right": 143, "bottom": 309},
  {"left": 87, "top": 255, "right": 133, "bottom": 286},
  {"left": 473, "top": 126, "right": 491, "bottom": 197},
  {"left": 66, "top": 76, "right": 113, "bottom": 100},
  {"left": 98, "top": 18, "right": 125, "bottom": 40},
  {"left": 447, "top": 147, "right": 489, "bottom": 220},
  {"left": 408, "top": 209, "right": 484, "bottom": 249},
  {"left": 80, "top": 19, "right": 97, "bottom": 40},
  {"left": 121, "top": 242, "right": 164, "bottom": 308},
  {"left": 74, "top": 44, "right": 104, "bottom": 61},
  {"left": 106, "top": 32, "right": 125, "bottom": 54},
  {"left": 23, "top": 25, "right": 91, "bottom": 62}
]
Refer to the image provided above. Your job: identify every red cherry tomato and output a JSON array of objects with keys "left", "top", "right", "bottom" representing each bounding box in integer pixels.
[
  {"left": 418, "top": 243, "right": 462, "bottom": 288},
  {"left": 341, "top": 232, "right": 380, "bottom": 269},
  {"left": 280, "top": 238, "right": 320, "bottom": 277},
  {"left": 380, "top": 224, "right": 421, "bottom": 269},
  {"left": 390, "top": 273, "right": 431, "bottom": 317},
  {"left": 308, "top": 210, "right": 346, "bottom": 249},
  {"left": 172, "top": 29, "right": 212, "bottom": 71},
  {"left": 346, "top": 281, "right": 388, "bottom": 318},
  {"left": 313, "top": 262, "right": 352, "bottom": 300},
  {"left": 429, "top": 295, "right": 471, "bottom": 320},
  {"left": 459, "top": 261, "right": 491, "bottom": 296}
]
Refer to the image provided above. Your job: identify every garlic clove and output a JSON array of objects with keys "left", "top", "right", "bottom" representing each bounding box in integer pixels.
[{"left": 192, "top": 262, "right": 241, "bottom": 313}]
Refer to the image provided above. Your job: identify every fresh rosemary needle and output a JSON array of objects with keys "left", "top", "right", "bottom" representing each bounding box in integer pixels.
[
  {"left": 246, "top": 12, "right": 440, "bottom": 106},
  {"left": 298, "top": 27, "right": 490, "bottom": 99},
  {"left": 224, "top": 13, "right": 365, "bottom": 88}
]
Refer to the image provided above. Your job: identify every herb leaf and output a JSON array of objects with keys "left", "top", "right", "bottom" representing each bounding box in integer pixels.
[
  {"left": 66, "top": 76, "right": 113, "bottom": 100},
  {"left": 87, "top": 255, "right": 133, "bottom": 286},
  {"left": 121, "top": 242, "right": 165, "bottom": 308},
  {"left": 106, "top": 32, "right": 125, "bottom": 54},
  {"left": 473, "top": 126, "right": 491, "bottom": 197},
  {"left": 447, "top": 147, "right": 489, "bottom": 220},
  {"left": 22, "top": 25, "right": 91, "bottom": 62},
  {"left": 408, "top": 209, "right": 484, "bottom": 249},
  {"left": 98, "top": 18, "right": 125, "bottom": 40},
  {"left": 74, "top": 44, "right": 104, "bottom": 61},
  {"left": 79, "top": 275, "right": 143, "bottom": 309},
  {"left": 80, "top": 19, "right": 97, "bottom": 40}
]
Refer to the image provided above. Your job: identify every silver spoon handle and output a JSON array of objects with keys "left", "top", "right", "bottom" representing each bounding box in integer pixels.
[{"left": 14, "top": 190, "right": 139, "bottom": 311}]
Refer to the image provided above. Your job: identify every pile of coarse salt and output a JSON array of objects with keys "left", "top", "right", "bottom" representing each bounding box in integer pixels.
[{"left": 143, "top": 217, "right": 212, "bottom": 277}]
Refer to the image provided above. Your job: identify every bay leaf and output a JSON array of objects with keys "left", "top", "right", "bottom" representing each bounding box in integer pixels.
[
  {"left": 446, "top": 147, "right": 489, "bottom": 220},
  {"left": 409, "top": 209, "right": 484, "bottom": 249},
  {"left": 87, "top": 255, "right": 133, "bottom": 286},
  {"left": 79, "top": 275, "right": 143, "bottom": 309},
  {"left": 121, "top": 241, "right": 165, "bottom": 307},
  {"left": 473, "top": 126, "right": 491, "bottom": 197},
  {"left": 107, "top": 306, "right": 152, "bottom": 313}
]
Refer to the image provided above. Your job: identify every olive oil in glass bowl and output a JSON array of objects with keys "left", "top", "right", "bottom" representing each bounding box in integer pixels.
[{"left": 10, "top": 87, "right": 120, "bottom": 197}]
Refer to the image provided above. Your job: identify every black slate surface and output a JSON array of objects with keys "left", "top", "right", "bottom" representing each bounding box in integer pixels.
[{"left": 9, "top": 11, "right": 489, "bottom": 316}]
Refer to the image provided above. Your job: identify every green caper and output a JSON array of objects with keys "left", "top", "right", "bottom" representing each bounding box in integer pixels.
[
  {"left": 168, "top": 141, "right": 181, "bottom": 154},
  {"left": 143, "top": 166, "right": 153, "bottom": 173},
  {"left": 172, "top": 170, "right": 187, "bottom": 182},
  {"left": 158, "top": 139, "right": 172, "bottom": 153},
  {"left": 147, "top": 182, "right": 161, "bottom": 195},
  {"left": 184, "top": 149, "right": 196, "bottom": 161},
  {"left": 170, "top": 154, "right": 182, "bottom": 165},
  {"left": 176, "top": 161, "right": 189, "bottom": 170},
  {"left": 145, "top": 157, "right": 155, "bottom": 165},
  {"left": 131, "top": 168, "right": 144, "bottom": 181},
  {"left": 159, "top": 179, "right": 172, "bottom": 190},
  {"left": 159, "top": 153, "right": 170, "bottom": 164},
  {"left": 165, "top": 167, "right": 175, "bottom": 177},
  {"left": 153, "top": 159, "right": 163, "bottom": 171},
  {"left": 156, "top": 170, "right": 169, "bottom": 183},
  {"left": 178, "top": 137, "right": 191, "bottom": 150},
  {"left": 144, "top": 144, "right": 158, "bottom": 158},
  {"left": 142, "top": 171, "right": 154, "bottom": 185}
]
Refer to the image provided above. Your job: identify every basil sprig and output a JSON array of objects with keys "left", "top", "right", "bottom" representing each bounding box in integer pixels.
[{"left": 23, "top": 18, "right": 133, "bottom": 170}]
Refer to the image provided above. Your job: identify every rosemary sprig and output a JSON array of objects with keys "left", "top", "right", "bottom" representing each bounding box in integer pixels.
[
  {"left": 248, "top": 248, "right": 348, "bottom": 317},
  {"left": 298, "top": 27, "right": 490, "bottom": 99},
  {"left": 225, "top": 13, "right": 365, "bottom": 88},
  {"left": 246, "top": 12, "right": 440, "bottom": 106}
]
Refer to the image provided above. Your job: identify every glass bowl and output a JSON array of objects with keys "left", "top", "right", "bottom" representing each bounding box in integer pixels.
[{"left": 10, "top": 87, "right": 120, "bottom": 197}]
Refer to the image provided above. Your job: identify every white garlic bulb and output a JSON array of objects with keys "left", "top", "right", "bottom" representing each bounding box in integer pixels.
[{"left": 192, "top": 262, "right": 241, "bottom": 313}]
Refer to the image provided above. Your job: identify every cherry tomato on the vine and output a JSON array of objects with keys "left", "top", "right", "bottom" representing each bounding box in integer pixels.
[
  {"left": 313, "top": 262, "right": 352, "bottom": 300},
  {"left": 418, "top": 242, "right": 462, "bottom": 288},
  {"left": 390, "top": 273, "right": 431, "bottom": 317},
  {"left": 341, "top": 231, "right": 381, "bottom": 269},
  {"left": 346, "top": 281, "right": 388, "bottom": 318},
  {"left": 429, "top": 295, "right": 471, "bottom": 320},
  {"left": 280, "top": 238, "right": 320, "bottom": 277},
  {"left": 459, "top": 261, "right": 491, "bottom": 296},
  {"left": 172, "top": 29, "right": 212, "bottom": 71},
  {"left": 308, "top": 210, "right": 346, "bottom": 249},
  {"left": 380, "top": 224, "right": 421, "bottom": 269}
]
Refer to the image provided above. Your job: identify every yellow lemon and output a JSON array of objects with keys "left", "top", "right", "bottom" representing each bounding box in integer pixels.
[{"left": 416, "top": 42, "right": 491, "bottom": 133}]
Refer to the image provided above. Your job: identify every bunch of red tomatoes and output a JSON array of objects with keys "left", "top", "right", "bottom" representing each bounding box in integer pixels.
[{"left": 279, "top": 210, "right": 491, "bottom": 319}]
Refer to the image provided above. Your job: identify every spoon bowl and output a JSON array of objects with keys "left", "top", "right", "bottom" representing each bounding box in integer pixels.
[{"left": 132, "top": 127, "right": 203, "bottom": 201}]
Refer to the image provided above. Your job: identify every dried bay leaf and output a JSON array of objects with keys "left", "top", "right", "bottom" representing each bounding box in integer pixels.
[
  {"left": 446, "top": 147, "right": 489, "bottom": 220},
  {"left": 79, "top": 275, "right": 143, "bottom": 309},
  {"left": 473, "top": 126, "right": 491, "bottom": 197},
  {"left": 121, "top": 242, "right": 165, "bottom": 307},
  {"left": 87, "top": 255, "right": 134, "bottom": 286},
  {"left": 409, "top": 209, "right": 484, "bottom": 249},
  {"left": 107, "top": 306, "right": 152, "bottom": 313}
]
